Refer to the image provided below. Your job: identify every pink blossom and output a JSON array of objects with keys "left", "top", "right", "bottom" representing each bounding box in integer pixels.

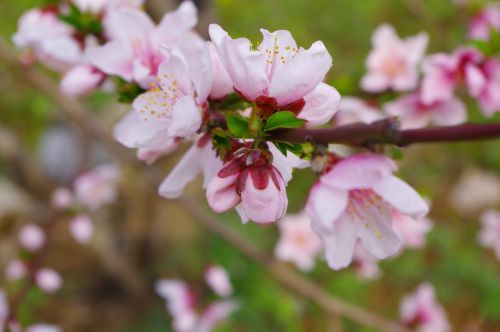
[
  {"left": 209, "top": 24, "right": 340, "bottom": 125},
  {"left": 5, "top": 259, "right": 27, "bottom": 281},
  {"left": 274, "top": 211, "right": 322, "bottom": 271},
  {"left": 207, "top": 43, "right": 233, "bottom": 100},
  {"left": 384, "top": 92, "right": 466, "bottom": 129},
  {"left": 136, "top": 138, "right": 180, "bottom": 164},
  {"left": 334, "top": 97, "right": 384, "bottom": 125},
  {"left": 69, "top": 214, "right": 94, "bottom": 244},
  {"left": 361, "top": 24, "right": 428, "bottom": 93},
  {"left": 204, "top": 266, "right": 233, "bottom": 297},
  {"left": 393, "top": 209, "right": 433, "bottom": 249},
  {"left": 25, "top": 324, "right": 62, "bottom": 332},
  {"left": 13, "top": 8, "right": 81, "bottom": 71},
  {"left": 306, "top": 154, "right": 429, "bottom": 270},
  {"left": 469, "top": 3, "right": 500, "bottom": 40},
  {"left": 197, "top": 300, "right": 239, "bottom": 332},
  {"left": 86, "top": 2, "right": 203, "bottom": 87},
  {"left": 206, "top": 150, "right": 288, "bottom": 224},
  {"left": 51, "top": 187, "right": 74, "bottom": 210},
  {"left": 74, "top": 164, "right": 119, "bottom": 211},
  {"left": 19, "top": 224, "right": 46, "bottom": 252},
  {"left": 71, "top": 0, "right": 143, "bottom": 14},
  {"left": 158, "top": 137, "right": 222, "bottom": 199},
  {"left": 60, "top": 64, "right": 104, "bottom": 97},
  {"left": 478, "top": 209, "right": 500, "bottom": 260},
  {"left": 35, "top": 268, "right": 62, "bottom": 293},
  {"left": 421, "top": 47, "right": 482, "bottom": 104},
  {"left": 155, "top": 279, "right": 197, "bottom": 332},
  {"left": 400, "top": 283, "right": 450, "bottom": 332},
  {"left": 113, "top": 46, "right": 207, "bottom": 147},
  {"left": 353, "top": 245, "right": 381, "bottom": 280},
  {"left": 466, "top": 58, "right": 500, "bottom": 116}
]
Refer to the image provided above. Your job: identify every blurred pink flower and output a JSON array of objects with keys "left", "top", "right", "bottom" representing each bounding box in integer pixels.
[
  {"left": 466, "top": 58, "right": 500, "bottom": 116},
  {"left": 51, "top": 187, "right": 74, "bottom": 210},
  {"left": 25, "top": 324, "right": 62, "bottom": 332},
  {"left": 353, "top": 245, "right": 381, "bottom": 280},
  {"left": 209, "top": 24, "right": 340, "bottom": 125},
  {"left": 155, "top": 279, "right": 197, "bottom": 332},
  {"left": 306, "top": 154, "right": 429, "bottom": 270},
  {"left": 74, "top": 164, "right": 119, "bottom": 211},
  {"left": 197, "top": 300, "right": 239, "bottom": 332},
  {"left": 274, "top": 211, "right": 322, "bottom": 271},
  {"left": 35, "top": 268, "right": 62, "bottom": 294},
  {"left": 469, "top": 3, "right": 500, "bottom": 40},
  {"left": 421, "top": 47, "right": 482, "bottom": 104},
  {"left": 13, "top": 8, "right": 81, "bottom": 71},
  {"left": 206, "top": 150, "right": 288, "bottom": 224},
  {"left": 393, "top": 209, "right": 433, "bottom": 249},
  {"left": 71, "top": 0, "right": 144, "bottom": 15},
  {"left": 384, "top": 92, "right": 466, "bottom": 129},
  {"left": 361, "top": 24, "right": 428, "bottom": 93},
  {"left": 159, "top": 137, "right": 222, "bottom": 199},
  {"left": 69, "top": 214, "right": 94, "bottom": 244},
  {"left": 18, "top": 224, "right": 46, "bottom": 252},
  {"left": 5, "top": 259, "right": 27, "bottom": 281},
  {"left": 334, "top": 97, "right": 384, "bottom": 125},
  {"left": 205, "top": 266, "right": 233, "bottom": 298},
  {"left": 478, "top": 209, "right": 500, "bottom": 260},
  {"left": 60, "top": 64, "right": 104, "bottom": 97},
  {"left": 86, "top": 2, "right": 203, "bottom": 87},
  {"left": 400, "top": 283, "right": 450, "bottom": 332}
]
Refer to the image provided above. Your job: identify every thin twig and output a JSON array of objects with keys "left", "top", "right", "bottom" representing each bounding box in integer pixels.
[{"left": 0, "top": 37, "right": 409, "bottom": 331}]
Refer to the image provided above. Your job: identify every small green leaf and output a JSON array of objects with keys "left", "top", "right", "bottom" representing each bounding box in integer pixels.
[
  {"left": 264, "top": 111, "right": 305, "bottom": 131},
  {"left": 275, "top": 141, "right": 303, "bottom": 157},
  {"left": 470, "top": 39, "right": 491, "bottom": 54},
  {"left": 226, "top": 113, "right": 251, "bottom": 138}
]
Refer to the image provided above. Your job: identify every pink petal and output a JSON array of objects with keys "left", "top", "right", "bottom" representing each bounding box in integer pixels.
[
  {"left": 60, "top": 64, "right": 103, "bottom": 97},
  {"left": 372, "top": 175, "right": 429, "bottom": 219},
  {"left": 306, "top": 182, "right": 349, "bottom": 231},
  {"left": 321, "top": 154, "right": 397, "bottom": 190},
  {"left": 169, "top": 95, "right": 202, "bottom": 138},
  {"left": 298, "top": 83, "right": 341, "bottom": 127},
  {"left": 113, "top": 110, "right": 168, "bottom": 148},
  {"left": 269, "top": 41, "right": 332, "bottom": 105},
  {"left": 314, "top": 213, "right": 357, "bottom": 270},
  {"left": 206, "top": 174, "right": 240, "bottom": 213},
  {"left": 86, "top": 42, "right": 133, "bottom": 81},
  {"left": 240, "top": 168, "right": 288, "bottom": 223},
  {"left": 158, "top": 144, "right": 202, "bottom": 198},
  {"left": 209, "top": 24, "right": 269, "bottom": 101}
]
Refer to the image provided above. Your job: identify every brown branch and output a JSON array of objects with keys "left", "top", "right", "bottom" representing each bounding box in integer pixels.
[
  {"left": 270, "top": 118, "right": 500, "bottom": 147},
  {"left": 0, "top": 38, "right": 409, "bottom": 331}
]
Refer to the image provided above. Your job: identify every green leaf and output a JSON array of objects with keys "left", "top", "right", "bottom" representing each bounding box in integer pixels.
[
  {"left": 264, "top": 111, "right": 305, "bottom": 131},
  {"left": 274, "top": 141, "right": 303, "bottom": 157},
  {"left": 226, "top": 113, "right": 251, "bottom": 138},
  {"left": 470, "top": 39, "right": 491, "bottom": 55}
]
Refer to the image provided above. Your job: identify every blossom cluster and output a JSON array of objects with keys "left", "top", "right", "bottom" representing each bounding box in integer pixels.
[
  {"left": 10, "top": 1, "right": 500, "bottom": 330},
  {"left": 12, "top": 0, "right": 500, "bottom": 274},
  {"left": 155, "top": 265, "right": 238, "bottom": 332}
]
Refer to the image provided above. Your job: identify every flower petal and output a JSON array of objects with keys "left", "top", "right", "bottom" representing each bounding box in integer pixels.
[
  {"left": 306, "top": 182, "right": 348, "bottom": 231},
  {"left": 169, "top": 95, "right": 202, "bottom": 138},
  {"left": 158, "top": 144, "right": 202, "bottom": 198},
  {"left": 269, "top": 41, "right": 332, "bottom": 105},
  {"left": 298, "top": 83, "right": 341, "bottom": 127},
  {"left": 372, "top": 175, "right": 429, "bottom": 219},
  {"left": 209, "top": 24, "right": 269, "bottom": 101}
]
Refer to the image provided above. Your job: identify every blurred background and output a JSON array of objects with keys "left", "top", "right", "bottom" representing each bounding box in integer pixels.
[{"left": 1, "top": 0, "right": 500, "bottom": 331}]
